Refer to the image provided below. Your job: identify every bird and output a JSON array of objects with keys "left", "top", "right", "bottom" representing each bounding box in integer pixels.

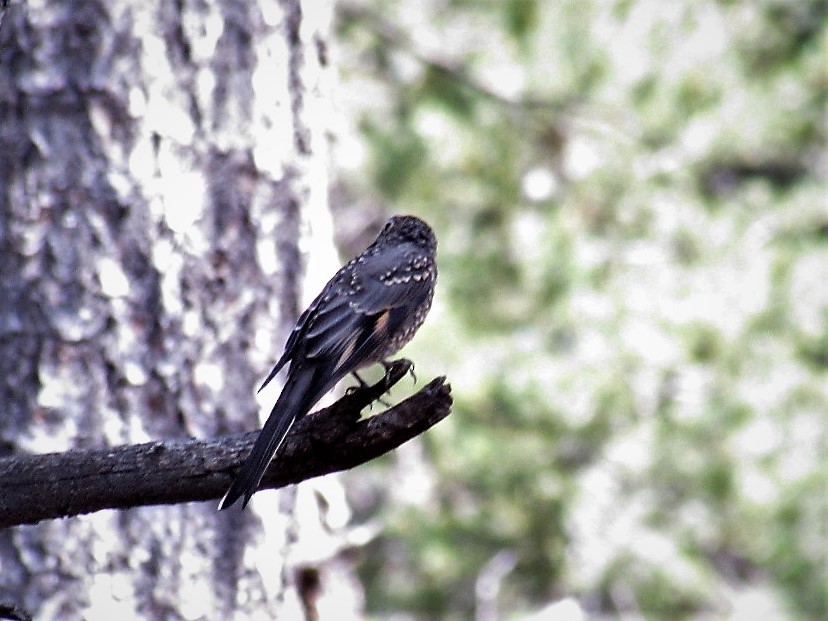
[{"left": 219, "top": 214, "right": 437, "bottom": 510}]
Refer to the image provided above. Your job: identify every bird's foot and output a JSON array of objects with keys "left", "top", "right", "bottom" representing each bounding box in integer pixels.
[
  {"left": 382, "top": 359, "right": 416, "bottom": 384},
  {"left": 340, "top": 359, "right": 414, "bottom": 412},
  {"left": 346, "top": 371, "right": 370, "bottom": 397},
  {"left": 351, "top": 368, "right": 392, "bottom": 407},
  {"left": 348, "top": 386, "right": 391, "bottom": 408},
  {"left": 351, "top": 371, "right": 370, "bottom": 388},
  {"left": 376, "top": 358, "right": 414, "bottom": 403}
]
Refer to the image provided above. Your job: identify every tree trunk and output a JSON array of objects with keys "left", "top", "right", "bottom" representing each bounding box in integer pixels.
[{"left": 0, "top": 0, "right": 359, "bottom": 618}]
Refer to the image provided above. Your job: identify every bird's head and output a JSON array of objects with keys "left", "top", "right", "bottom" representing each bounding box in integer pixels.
[{"left": 377, "top": 215, "right": 437, "bottom": 252}]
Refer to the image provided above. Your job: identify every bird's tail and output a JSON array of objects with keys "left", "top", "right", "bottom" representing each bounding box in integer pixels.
[{"left": 219, "top": 369, "right": 319, "bottom": 510}]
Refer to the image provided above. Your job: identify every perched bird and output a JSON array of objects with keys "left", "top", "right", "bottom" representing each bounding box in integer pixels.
[{"left": 219, "top": 215, "right": 437, "bottom": 510}]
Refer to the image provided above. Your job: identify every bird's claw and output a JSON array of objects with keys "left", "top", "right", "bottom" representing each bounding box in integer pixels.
[
  {"left": 344, "top": 359, "right": 416, "bottom": 411},
  {"left": 346, "top": 370, "right": 390, "bottom": 408},
  {"left": 381, "top": 358, "right": 415, "bottom": 383},
  {"left": 373, "top": 358, "right": 415, "bottom": 406}
]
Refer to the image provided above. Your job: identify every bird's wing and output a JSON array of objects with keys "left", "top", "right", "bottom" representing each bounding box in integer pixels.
[
  {"left": 303, "top": 243, "right": 434, "bottom": 374},
  {"left": 258, "top": 282, "right": 334, "bottom": 392},
  {"left": 261, "top": 242, "right": 434, "bottom": 391},
  {"left": 350, "top": 242, "right": 435, "bottom": 315}
]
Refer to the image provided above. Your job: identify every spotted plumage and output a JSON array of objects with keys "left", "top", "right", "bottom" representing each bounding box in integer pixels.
[{"left": 219, "top": 215, "right": 437, "bottom": 510}]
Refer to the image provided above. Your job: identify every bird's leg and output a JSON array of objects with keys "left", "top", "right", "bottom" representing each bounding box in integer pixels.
[
  {"left": 373, "top": 359, "right": 414, "bottom": 403},
  {"left": 368, "top": 360, "right": 414, "bottom": 407},
  {"left": 338, "top": 359, "right": 416, "bottom": 412},
  {"left": 346, "top": 371, "right": 370, "bottom": 396},
  {"left": 346, "top": 371, "right": 391, "bottom": 408},
  {"left": 352, "top": 371, "right": 369, "bottom": 388}
]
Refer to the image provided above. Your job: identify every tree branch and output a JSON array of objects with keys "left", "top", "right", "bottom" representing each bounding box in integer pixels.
[{"left": 0, "top": 360, "right": 452, "bottom": 528}]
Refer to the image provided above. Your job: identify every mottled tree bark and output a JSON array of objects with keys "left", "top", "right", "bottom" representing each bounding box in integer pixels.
[{"left": 0, "top": 0, "right": 361, "bottom": 619}]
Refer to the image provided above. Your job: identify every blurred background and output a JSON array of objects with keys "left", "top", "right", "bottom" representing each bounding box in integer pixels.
[
  {"left": 328, "top": 1, "right": 827, "bottom": 620},
  {"left": 0, "top": 0, "right": 824, "bottom": 618}
]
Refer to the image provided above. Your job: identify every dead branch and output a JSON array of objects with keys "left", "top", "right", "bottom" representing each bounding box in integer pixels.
[{"left": 0, "top": 360, "right": 452, "bottom": 528}]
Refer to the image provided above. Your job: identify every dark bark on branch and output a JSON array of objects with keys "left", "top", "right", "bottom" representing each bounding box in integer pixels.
[{"left": 0, "top": 361, "right": 452, "bottom": 528}]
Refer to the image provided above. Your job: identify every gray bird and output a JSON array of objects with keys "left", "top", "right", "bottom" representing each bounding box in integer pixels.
[{"left": 219, "top": 215, "right": 437, "bottom": 510}]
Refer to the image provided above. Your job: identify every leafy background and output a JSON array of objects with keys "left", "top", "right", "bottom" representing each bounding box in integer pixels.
[{"left": 331, "top": 1, "right": 826, "bottom": 619}]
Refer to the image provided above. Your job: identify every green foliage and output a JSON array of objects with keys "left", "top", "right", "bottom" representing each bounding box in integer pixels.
[{"left": 336, "top": 1, "right": 828, "bottom": 619}]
